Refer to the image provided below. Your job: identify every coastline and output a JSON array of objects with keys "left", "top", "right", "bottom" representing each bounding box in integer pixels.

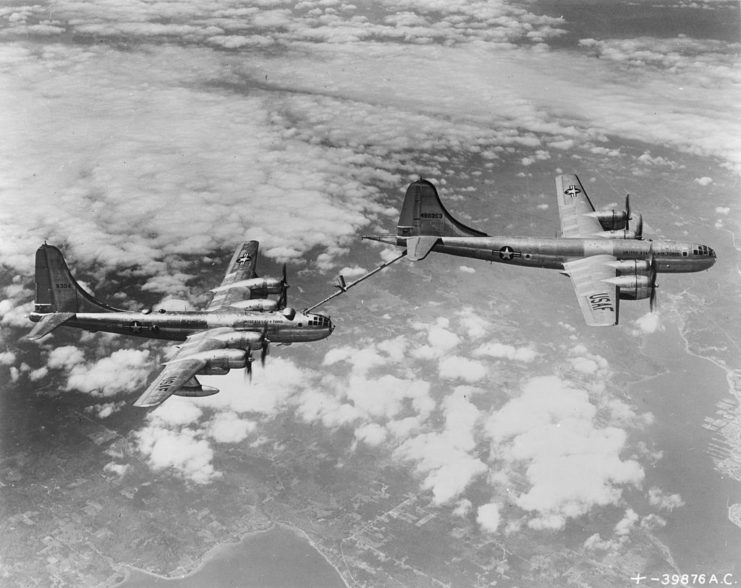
[
  {"left": 111, "top": 519, "right": 349, "bottom": 588},
  {"left": 111, "top": 520, "right": 276, "bottom": 586},
  {"left": 277, "top": 522, "right": 351, "bottom": 588},
  {"left": 630, "top": 319, "right": 741, "bottom": 571}
]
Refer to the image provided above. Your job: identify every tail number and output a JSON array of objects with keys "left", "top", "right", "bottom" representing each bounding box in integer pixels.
[
  {"left": 55, "top": 283, "right": 71, "bottom": 289},
  {"left": 588, "top": 293, "right": 614, "bottom": 312}
]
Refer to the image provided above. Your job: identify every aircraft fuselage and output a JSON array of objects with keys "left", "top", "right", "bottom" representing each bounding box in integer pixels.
[
  {"left": 419, "top": 236, "right": 716, "bottom": 273},
  {"left": 28, "top": 309, "right": 333, "bottom": 343}
]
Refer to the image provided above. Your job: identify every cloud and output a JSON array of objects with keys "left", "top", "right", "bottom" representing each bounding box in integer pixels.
[
  {"left": 485, "top": 376, "right": 644, "bottom": 530},
  {"left": 103, "top": 462, "right": 130, "bottom": 478},
  {"left": 89, "top": 401, "right": 127, "bottom": 419},
  {"left": 47, "top": 346, "right": 86, "bottom": 370},
  {"left": 438, "top": 355, "right": 487, "bottom": 382},
  {"left": 456, "top": 307, "right": 489, "bottom": 340},
  {"left": 338, "top": 265, "right": 368, "bottom": 278},
  {"left": 474, "top": 341, "right": 538, "bottom": 363},
  {"left": 135, "top": 424, "right": 219, "bottom": 484},
  {"left": 453, "top": 498, "right": 472, "bottom": 518},
  {"left": 0, "top": 298, "right": 33, "bottom": 328},
  {"left": 695, "top": 176, "right": 713, "bottom": 186},
  {"left": 648, "top": 487, "right": 684, "bottom": 511},
  {"left": 632, "top": 312, "right": 664, "bottom": 335},
  {"left": 394, "top": 433, "right": 488, "bottom": 504},
  {"left": 149, "top": 397, "right": 204, "bottom": 427},
  {"left": 197, "top": 357, "right": 310, "bottom": 416},
  {"left": 354, "top": 423, "right": 388, "bottom": 447},
  {"left": 476, "top": 503, "right": 501, "bottom": 533},
  {"left": 208, "top": 412, "right": 256, "bottom": 444},
  {"left": 64, "top": 349, "right": 152, "bottom": 398}
]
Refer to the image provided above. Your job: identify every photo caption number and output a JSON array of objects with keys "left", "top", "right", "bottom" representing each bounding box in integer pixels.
[{"left": 633, "top": 573, "right": 737, "bottom": 585}]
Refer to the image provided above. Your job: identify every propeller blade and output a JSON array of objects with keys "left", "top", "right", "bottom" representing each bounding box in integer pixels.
[
  {"left": 278, "top": 264, "right": 289, "bottom": 309},
  {"left": 648, "top": 244, "right": 658, "bottom": 312},
  {"left": 261, "top": 325, "right": 269, "bottom": 366},
  {"left": 625, "top": 193, "right": 631, "bottom": 221},
  {"left": 245, "top": 354, "right": 253, "bottom": 382}
]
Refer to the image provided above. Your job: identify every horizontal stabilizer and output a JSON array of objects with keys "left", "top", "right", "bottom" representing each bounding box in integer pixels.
[
  {"left": 26, "top": 312, "right": 75, "bottom": 341},
  {"left": 404, "top": 236, "right": 439, "bottom": 261}
]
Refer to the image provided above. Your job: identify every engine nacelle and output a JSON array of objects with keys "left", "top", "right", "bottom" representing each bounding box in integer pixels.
[
  {"left": 230, "top": 299, "right": 279, "bottom": 311},
  {"left": 595, "top": 229, "right": 639, "bottom": 239},
  {"left": 198, "top": 366, "right": 231, "bottom": 376},
  {"left": 212, "top": 331, "right": 264, "bottom": 350},
  {"left": 176, "top": 348, "right": 248, "bottom": 375},
  {"left": 243, "top": 277, "right": 282, "bottom": 297},
  {"left": 211, "top": 277, "right": 282, "bottom": 296},
  {"left": 608, "top": 259, "right": 651, "bottom": 276},
  {"left": 592, "top": 209, "right": 629, "bottom": 231},
  {"left": 604, "top": 275, "right": 652, "bottom": 300}
]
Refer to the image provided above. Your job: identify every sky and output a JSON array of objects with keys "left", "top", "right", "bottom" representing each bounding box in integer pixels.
[{"left": 1, "top": 0, "right": 740, "bottom": 576}]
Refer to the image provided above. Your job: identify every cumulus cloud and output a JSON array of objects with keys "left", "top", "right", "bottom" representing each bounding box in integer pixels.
[
  {"left": 632, "top": 312, "right": 664, "bottom": 335},
  {"left": 476, "top": 503, "right": 501, "bottom": 533},
  {"left": 208, "top": 412, "right": 256, "bottom": 444},
  {"left": 0, "top": 350, "right": 16, "bottom": 365},
  {"left": 648, "top": 487, "right": 685, "bottom": 511},
  {"left": 63, "top": 349, "right": 152, "bottom": 398},
  {"left": 47, "top": 346, "right": 86, "bottom": 370},
  {"left": 485, "top": 376, "right": 644, "bottom": 530},
  {"left": 438, "top": 355, "right": 487, "bottom": 382},
  {"left": 474, "top": 341, "right": 538, "bottom": 363},
  {"left": 354, "top": 423, "right": 388, "bottom": 447},
  {"left": 394, "top": 433, "right": 488, "bottom": 504},
  {"left": 0, "top": 298, "right": 33, "bottom": 328},
  {"left": 135, "top": 424, "right": 219, "bottom": 484},
  {"left": 456, "top": 307, "right": 489, "bottom": 340}
]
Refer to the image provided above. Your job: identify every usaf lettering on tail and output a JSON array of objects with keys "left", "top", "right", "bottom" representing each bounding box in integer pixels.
[
  {"left": 366, "top": 174, "right": 716, "bottom": 326},
  {"left": 27, "top": 241, "right": 334, "bottom": 406}
]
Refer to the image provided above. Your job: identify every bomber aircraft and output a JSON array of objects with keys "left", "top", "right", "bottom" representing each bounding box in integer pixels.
[
  {"left": 27, "top": 241, "right": 334, "bottom": 406},
  {"left": 366, "top": 174, "right": 716, "bottom": 326}
]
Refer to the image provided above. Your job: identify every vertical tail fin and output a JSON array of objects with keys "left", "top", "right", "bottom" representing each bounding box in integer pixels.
[
  {"left": 34, "top": 244, "right": 118, "bottom": 314},
  {"left": 397, "top": 179, "right": 488, "bottom": 239}
]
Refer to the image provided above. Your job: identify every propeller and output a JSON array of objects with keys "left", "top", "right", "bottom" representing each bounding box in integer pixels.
[
  {"left": 244, "top": 352, "right": 254, "bottom": 382},
  {"left": 260, "top": 325, "right": 270, "bottom": 366},
  {"left": 625, "top": 193, "right": 631, "bottom": 223},
  {"left": 277, "top": 264, "right": 289, "bottom": 309},
  {"left": 648, "top": 245, "right": 658, "bottom": 312}
]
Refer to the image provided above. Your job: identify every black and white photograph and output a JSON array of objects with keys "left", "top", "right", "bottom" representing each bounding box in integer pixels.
[{"left": 1, "top": 0, "right": 739, "bottom": 586}]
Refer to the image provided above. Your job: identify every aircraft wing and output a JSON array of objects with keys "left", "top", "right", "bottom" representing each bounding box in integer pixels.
[
  {"left": 207, "top": 241, "right": 260, "bottom": 312},
  {"left": 562, "top": 255, "right": 619, "bottom": 326},
  {"left": 133, "top": 358, "right": 207, "bottom": 407},
  {"left": 133, "top": 328, "right": 233, "bottom": 407},
  {"left": 556, "top": 174, "right": 604, "bottom": 238}
]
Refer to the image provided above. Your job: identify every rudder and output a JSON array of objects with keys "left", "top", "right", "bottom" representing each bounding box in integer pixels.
[
  {"left": 397, "top": 179, "right": 488, "bottom": 238},
  {"left": 34, "top": 244, "right": 119, "bottom": 314}
]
